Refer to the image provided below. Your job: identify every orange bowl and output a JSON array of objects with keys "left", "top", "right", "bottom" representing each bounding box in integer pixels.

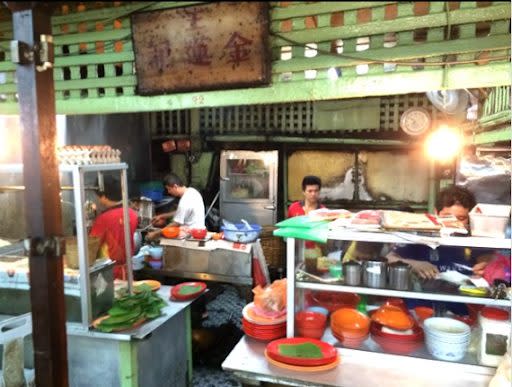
[
  {"left": 295, "top": 311, "right": 327, "bottom": 329},
  {"left": 162, "top": 226, "right": 180, "bottom": 239},
  {"left": 414, "top": 306, "right": 434, "bottom": 323},
  {"left": 371, "top": 305, "right": 415, "bottom": 330},
  {"left": 330, "top": 308, "right": 370, "bottom": 339}
]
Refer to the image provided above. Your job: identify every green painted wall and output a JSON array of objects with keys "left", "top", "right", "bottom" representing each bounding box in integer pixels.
[{"left": 0, "top": 1, "right": 509, "bottom": 115}]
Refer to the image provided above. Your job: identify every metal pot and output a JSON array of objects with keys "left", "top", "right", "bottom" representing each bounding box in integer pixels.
[
  {"left": 388, "top": 261, "right": 411, "bottom": 290},
  {"left": 362, "top": 258, "right": 388, "bottom": 288},
  {"left": 343, "top": 261, "right": 361, "bottom": 286}
]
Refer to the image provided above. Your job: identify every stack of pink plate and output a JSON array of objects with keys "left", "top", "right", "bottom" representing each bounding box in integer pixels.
[{"left": 242, "top": 302, "right": 286, "bottom": 341}]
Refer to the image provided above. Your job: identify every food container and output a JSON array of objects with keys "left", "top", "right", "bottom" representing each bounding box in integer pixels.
[
  {"left": 363, "top": 258, "right": 387, "bottom": 288},
  {"left": 221, "top": 223, "right": 262, "bottom": 243},
  {"left": 477, "top": 307, "right": 510, "bottom": 366},
  {"left": 343, "top": 261, "right": 361, "bottom": 286},
  {"left": 388, "top": 261, "right": 411, "bottom": 290},
  {"left": 469, "top": 204, "right": 510, "bottom": 238},
  {"left": 190, "top": 228, "right": 207, "bottom": 239}
]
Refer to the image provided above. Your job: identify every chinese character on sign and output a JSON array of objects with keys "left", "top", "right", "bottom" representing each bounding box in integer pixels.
[
  {"left": 177, "top": 8, "right": 207, "bottom": 30},
  {"left": 185, "top": 34, "right": 213, "bottom": 66},
  {"left": 149, "top": 41, "right": 172, "bottom": 74},
  {"left": 222, "top": 32, "right": 253, "bottom": 69}
]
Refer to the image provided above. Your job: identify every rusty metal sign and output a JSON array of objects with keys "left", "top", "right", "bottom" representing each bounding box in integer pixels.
[{"left": 131, "top": 2, "right": 271, "bottom": 95}]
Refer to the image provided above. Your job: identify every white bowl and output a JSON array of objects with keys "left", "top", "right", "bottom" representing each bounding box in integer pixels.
[
  {"left": 424, "top": 317, "right": 470, "bottom": 336},
  {"left": 425, "top": 336, "right": 470, "bottom": 361}
]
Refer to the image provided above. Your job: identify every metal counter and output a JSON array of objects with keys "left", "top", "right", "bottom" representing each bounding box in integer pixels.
[
  {"left": 222, "top": 336, "right": 494, "bottom": 387},
  {"left": 156, "top": 238, "right": 255, "bottom": 285},
  {"left": 1, "top": 286, "right": 196, "bottom": 387}
]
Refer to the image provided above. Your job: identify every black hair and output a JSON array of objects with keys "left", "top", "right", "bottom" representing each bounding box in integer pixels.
[
  {"left": 435, "top": 185, "right": 476, "bottom": 212},
  {"left": 302, "top": 175, "right": 322, "bottom": 191},
  {"left": 162, "top": 173, "right": 184, "bottom": 187},
  {"left": 96, "top": 175, "right": 122, "bottom": 202}
]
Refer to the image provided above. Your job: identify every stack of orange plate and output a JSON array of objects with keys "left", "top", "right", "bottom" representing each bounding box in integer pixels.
[{"left": 242, "top": 302, "right": 286, "bottom": 341}]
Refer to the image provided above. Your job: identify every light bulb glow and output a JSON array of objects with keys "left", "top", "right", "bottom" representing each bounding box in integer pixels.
[
  {"left": 327, "top": 67, "right": 339, "bottom": 80},
  {"left": 425, "top": 125, "right": 462, "bottom": 162}
]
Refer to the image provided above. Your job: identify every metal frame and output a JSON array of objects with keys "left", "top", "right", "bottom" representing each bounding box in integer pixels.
[
  {"left": 61, "top": 162, "right": 133, "bottom": 329},
  {"left": 284, "top": 230, "right": 512, "bottom": 366}
]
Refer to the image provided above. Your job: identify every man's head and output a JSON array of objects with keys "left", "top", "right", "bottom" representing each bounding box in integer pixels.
[
  {"left": 95, "top": 175, "right": 122, "bottom": 205},
  {"left": 435, "top": 185, "right": 476, "bottom": 226},
  {"left": 301, "top": 175, "right": 322, "bottom": 204},
  {"left": 162, "top": 173, "right": 185, "bottom": 197}
]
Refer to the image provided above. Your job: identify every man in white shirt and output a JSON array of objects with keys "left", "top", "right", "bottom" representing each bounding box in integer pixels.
[{"left": 148, "top": 173, "right": 205, "bottom": 239}]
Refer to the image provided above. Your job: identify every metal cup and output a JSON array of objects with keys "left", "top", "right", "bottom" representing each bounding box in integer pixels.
[
  {"left": 343, "top": 261, "right": 361, "bottom": 286},
  {"left": 362, "top": 258, "right": 388, "bottom": 288}
]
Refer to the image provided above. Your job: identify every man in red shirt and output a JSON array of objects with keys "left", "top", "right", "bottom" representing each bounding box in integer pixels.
[
  {"left": 90, "top": 176, "right": 138, "bottom": 280},
  {"left": 287, "top": 175, "right": 325, "bottom": 253},
  {"left": 287, "top": 175, "right": 325, "bottom": 218}
]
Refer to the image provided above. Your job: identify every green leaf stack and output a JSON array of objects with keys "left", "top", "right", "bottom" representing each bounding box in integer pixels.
[{"left": 96, "top": 286, "right": 167, "bottom": 333}]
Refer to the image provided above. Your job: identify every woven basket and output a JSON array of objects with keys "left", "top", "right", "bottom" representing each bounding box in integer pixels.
[
  {"left": 260, "top": 226, "right": 285, "bottom": 270},
  {"left": 64, "top": 236, "right": 101, "bottom": 269}
]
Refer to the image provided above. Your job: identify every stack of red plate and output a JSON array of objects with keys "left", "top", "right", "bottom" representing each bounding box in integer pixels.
[
  {"left": 264, "top": 337, "right": 340, "bottom": 371},
  {"left": 242, "top": 302, "right": 286, "bottom": 341}
]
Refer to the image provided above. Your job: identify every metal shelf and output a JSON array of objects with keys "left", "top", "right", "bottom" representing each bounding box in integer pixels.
[
  {"left": 65, "top": 162, "right": 133, "bottom": 329},
  {"left": 320, "top": 327, "right": 496, "bottom": 375},
  {"left": 59, "top": 163, "right": 127, "bottom": 173},
  {"left": 326, "top": 230, "right": 511, "bottom": 249},
  {"left": 296, "top": 281, "right": 511, "bottom": 307}
]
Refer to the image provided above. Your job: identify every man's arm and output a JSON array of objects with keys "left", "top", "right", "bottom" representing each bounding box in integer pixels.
[
  {"left": 386, "top": 249, "right": 439, "bottom": 280},
  {"left": 151, "top": 211, "right": 176, "bottom": 227}
]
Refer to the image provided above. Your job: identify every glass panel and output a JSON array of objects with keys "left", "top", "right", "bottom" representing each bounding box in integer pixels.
[{"left": 225, "top": 158, "right": 270, "bottom": 200}]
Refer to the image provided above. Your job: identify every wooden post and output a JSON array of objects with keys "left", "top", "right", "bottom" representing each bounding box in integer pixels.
[{"left": 7, "top": 2, "right": 69, "bottom": 386}]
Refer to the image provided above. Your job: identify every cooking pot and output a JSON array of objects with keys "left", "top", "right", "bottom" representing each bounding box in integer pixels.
[{"left": 362, "top": 257, "right": 388, "bottom": 288}]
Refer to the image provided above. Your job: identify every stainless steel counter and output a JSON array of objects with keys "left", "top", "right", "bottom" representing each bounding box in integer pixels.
[
  {"left": 222, "top": 336, "right": 494, "bottom": 387},
  {"left": 1, "top": 285, "right": 198, "bottom": 387},
  {"left": 156, "top": 238, "right": 255, "bottom": 285}
]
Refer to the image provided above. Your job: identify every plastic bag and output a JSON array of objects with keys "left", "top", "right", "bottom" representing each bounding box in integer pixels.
[
  {"left": 483, "top": 253, "right": 511, "bottom": 285},
  {"left": 252, "top": 278, "right": 287, "bottom": 316}
]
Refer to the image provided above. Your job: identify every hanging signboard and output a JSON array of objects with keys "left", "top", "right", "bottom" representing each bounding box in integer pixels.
[{"left": 131, "top": 2, "right": 270, "bottom": 95}]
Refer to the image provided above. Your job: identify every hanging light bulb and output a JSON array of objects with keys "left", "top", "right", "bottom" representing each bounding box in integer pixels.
[{"left": 425, "top": 125, "right": 463, "bottom": 162}]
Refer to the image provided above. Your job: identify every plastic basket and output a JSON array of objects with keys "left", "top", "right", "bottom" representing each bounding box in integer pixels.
[
  {"left": 221, "top": 224, "right": 262, "bottom": 243},
  {"left": 64, "top": 236, "right": 101, "bottom": 269},
  {"left": 139, "top": 181, "right": 164, "bottom": 202}
]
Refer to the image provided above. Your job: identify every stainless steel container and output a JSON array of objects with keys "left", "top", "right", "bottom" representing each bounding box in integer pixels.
[
  {"left": 343, "top": 261, "right": 361, "bottom": 286},
  {"left": 388, "top": 261, "right": 411, "bottom": 290},
  {"left": 362, "top": 258, "right": 388, "bottom": 288}
]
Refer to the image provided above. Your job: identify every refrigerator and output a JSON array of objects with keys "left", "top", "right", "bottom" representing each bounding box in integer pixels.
[{"left": 220, "top": 150, "right": 278, "bottom": 225}]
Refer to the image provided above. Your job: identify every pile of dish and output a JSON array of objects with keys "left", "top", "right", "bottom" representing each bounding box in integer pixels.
[
  {"left": 370, "top": 302, "right": 423, "bottom": 354},
  {"left": 170, "top": 281, "right": 207, "bottom": 301},
  {"left": 242, "top": 302, "right": 286, "bottom": 341},
  {"left": 265, "top": 337, "right": 340, "bottom": 372},
  {"left": 424, "top": 317, "right": 471, "bottom": 361},
  {"left": 330, "top": 308, "right": 370, "bottom": 348}
]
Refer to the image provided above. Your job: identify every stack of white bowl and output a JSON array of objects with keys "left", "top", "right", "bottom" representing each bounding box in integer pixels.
[{"left": 424, "top": 317, "right": 471, "bottom": 361}]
